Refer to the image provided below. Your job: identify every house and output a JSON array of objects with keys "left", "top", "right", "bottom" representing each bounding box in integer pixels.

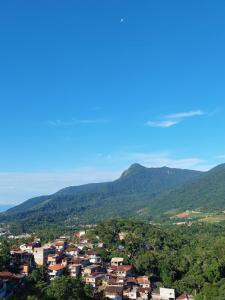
[
  {"left": 109, "top": 265, "right": 133, "bottom": 277},
  {"left": 136, "top": 276, "right": 150, "bottom": 288},
  {"left": 111, "top": 257, "right": 124, "bottom": 267},
  {"left": 89, "top": 254, "right": 102, "bottom": 264},
  {"left": 10, "top": 250, "right": 35, "bottom": 272},
  {"left": 64, "top": 247, "right": 79, "bottom": 256},
  {"left": 71, "top": 257, "right": 90, "bottom": 268},
  {"left": 160, "top": 288, "right": 175, "bottom": 300},
  {"left": 54, "top": 240, "right": 67, "bottom": 251},
  {"left": 105, "top": 285, "right": 123, "bottom": 300},
  {"left": 48, "top": 264, "right": 65, "bottom": 280},
  {"left": 123, "top": 285, "right": 150, "bottom": 300},
  {"left": 47, "top": 253, "right": 61, "bottom": 265},
  {"left": 33, "top": 245, "right": 55, "bottom": 266},
  {"left": 85, "top": 272, "right": 106, "bottom": 288},
  {"left": 82, "top": 264, "right": 102, "bottom": 276},
  {"left": 137, "top": 287, "right": 150, "bottom": 300},
  {"left": 68, "top": 264, "right": 81, "bottom": 277},
  {"left": 125, "top": 277, "right": 138, "bottom": 287},
  {"left": 107, "top": 277, "right": 126, "bottom": 287},
  {"left": 77, "top": 239, "right": 93, "bottom": 250}
]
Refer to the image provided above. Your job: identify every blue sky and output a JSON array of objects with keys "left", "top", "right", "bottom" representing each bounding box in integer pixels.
[{"left": 0, "top": 0, "right": 225, "bottom": 204}]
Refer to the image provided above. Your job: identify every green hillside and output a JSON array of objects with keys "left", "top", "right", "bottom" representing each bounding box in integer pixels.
[
  {"left": 150, "top": 163, "right": 225, "bottom": 215},
  {"left": 0, "top": 164, "right": 201, "bottom": 229}
]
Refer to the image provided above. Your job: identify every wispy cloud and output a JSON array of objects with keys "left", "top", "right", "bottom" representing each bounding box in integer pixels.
[
  {"left": 165, "top": 110, "right": 205, "bottom": 119},
  {"left": 146, "top": 110, "right": 205, "bottom": 128},
  {"left": 146, "top": 120, "right": 179, "bottom": 128},
  {"left": 47, "top": 119, "right": 108, "bottom": 127}
]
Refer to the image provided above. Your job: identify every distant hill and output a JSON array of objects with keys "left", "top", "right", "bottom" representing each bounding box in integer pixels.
[
  {"left": 150, "top": 163, "right": 225, "bottom": 215},
  {"left": 0, "top": 205, "right": 13, "bottom": 213},
  {"left": 0, "top": 164, "right": 201, "bottom": 229}
]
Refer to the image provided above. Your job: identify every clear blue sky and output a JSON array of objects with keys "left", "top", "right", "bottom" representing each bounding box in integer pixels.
[{"left": 0, "top": 0, "right": 225, "bottom": 204}]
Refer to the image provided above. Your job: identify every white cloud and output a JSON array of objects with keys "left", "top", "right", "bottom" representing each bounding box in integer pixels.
[
  {"left": 165, "top": 110, "right": 205, "bottom": 119},
  {"left": 146, "top": 120, "right": 179, "bottom": 128},
  {"left": 146, "top": 109, "right": 205, "bottom": 128}
]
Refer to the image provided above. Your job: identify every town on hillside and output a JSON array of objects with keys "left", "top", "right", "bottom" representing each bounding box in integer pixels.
[{"left": 0, "top": 230, "right": 193, "bottom": 300}]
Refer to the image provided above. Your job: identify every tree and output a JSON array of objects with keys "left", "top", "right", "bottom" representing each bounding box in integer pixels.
[
  {"left": 44, "top": 276, "right": 94, "bottom": 300},
  {"left": 0, "top": 239, "right": 10, "bottom": 271}
]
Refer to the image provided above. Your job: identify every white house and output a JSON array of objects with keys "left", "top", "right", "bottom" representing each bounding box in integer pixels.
[
  {"left": 64, "top": 247, "right": 79, "bottom": 256},
  {"left": 85, "top": 273, "right": 106, "bottom": 288},
  {"left": 68, "top": 264, "right": 81, "bottom": 277},
  {"left": 160, "top": 288, "right": 175, "bottom": 300},
  {"left": 89, "top": 254, "right": 102, "bottom": 264},
  {"left": 33, "top": 245, "right": 55, "bottom": 266},
  {"left": 111, "top": 257, "right": 124, "bottom": 267}
]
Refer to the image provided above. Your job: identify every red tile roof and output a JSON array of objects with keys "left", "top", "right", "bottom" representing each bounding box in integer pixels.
[
  {"left": 125, "top": 277, "right": 137, "bottom": 283},
  {"left": 48, "top": 264, "right": 65, "bottom": 271},
  {"left": 177, "top": 293, "right": 189, "bottom": 300},
  {"left": 55, "top": 242, "right": 65, "bottom": 246},
  {"left": 66, "top": 247, "right": 78, "bottom": 252},
  {"left": 176, "top": 212, "right": 189, "bottom": 218},
  {"left": 110, "top": 265, "right": 133, "bottom": 272},
  {"left": 136, "top": 276, "right": 150, "bottom": 284}
]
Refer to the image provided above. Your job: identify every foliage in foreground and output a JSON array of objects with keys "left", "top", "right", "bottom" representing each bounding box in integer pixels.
[{"left": 91, "top": 220, "right": 225, "bottom": 299}]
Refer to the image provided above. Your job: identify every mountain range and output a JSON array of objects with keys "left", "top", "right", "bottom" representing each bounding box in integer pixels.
[{"left": 1, "top": 163, "right": 225, "bottom": 230}]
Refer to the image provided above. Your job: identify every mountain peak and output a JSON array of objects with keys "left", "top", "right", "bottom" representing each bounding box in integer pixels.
[
  {"left": 129, "top": 163, "right": 145, "bottom": 170},
  {"left": 120, "top": 163, "right": 146, "bottom": 178}
]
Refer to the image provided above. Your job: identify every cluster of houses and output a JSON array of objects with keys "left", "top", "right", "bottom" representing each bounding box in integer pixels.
[{"left": 0, "top": 230, "right": 193, "bottom": 300}]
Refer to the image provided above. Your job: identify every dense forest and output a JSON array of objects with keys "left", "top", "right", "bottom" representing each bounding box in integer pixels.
[{"left": 89, "top": 220, "right": 225, "bottom": 300}]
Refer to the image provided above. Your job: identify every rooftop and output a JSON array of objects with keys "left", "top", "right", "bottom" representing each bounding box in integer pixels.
[{"left": 48, "top": 264, "right": 65, "bottom": 271}]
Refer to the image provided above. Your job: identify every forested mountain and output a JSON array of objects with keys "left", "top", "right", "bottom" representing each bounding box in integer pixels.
[
  {"left": 0, "top": 164, "right": 201, "bottom": 229},
  {"left": 2, "top": 163, "right": 225, "bottom": 230},
  {"left": 150, "top": 163, "right": 225, "bottom": 214}
]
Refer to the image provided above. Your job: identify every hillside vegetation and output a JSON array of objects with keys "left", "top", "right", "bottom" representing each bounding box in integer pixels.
[{"left": 2, "top": 163, "right": 225, "bottom": 230}]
